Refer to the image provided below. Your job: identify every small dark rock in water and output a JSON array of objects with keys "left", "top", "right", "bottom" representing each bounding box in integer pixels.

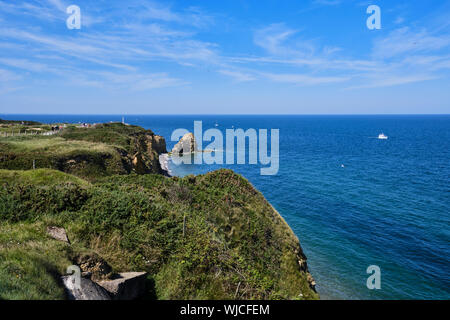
[
  {"left": 62, "top": 276, "right": 111, "bottom": 300},
  {"left": 46, "top": 226, "right": 70, "bottom": 243}
]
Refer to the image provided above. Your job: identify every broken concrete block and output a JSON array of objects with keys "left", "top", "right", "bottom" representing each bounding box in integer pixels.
[
  {"left": 62, "top": 276, "right": 111, "bottom": 300},
  {"left": 97, "top": 272, "right": 147, "bottom": 300}
]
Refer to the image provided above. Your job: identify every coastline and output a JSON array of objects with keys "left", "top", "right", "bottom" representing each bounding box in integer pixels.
[{"left": 159, "top": 153, "right": 172, "bottom": 177}]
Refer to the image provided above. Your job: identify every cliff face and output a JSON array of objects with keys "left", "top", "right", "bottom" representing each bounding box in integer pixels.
[
  {"left": 130, "top": 131, "right": 167, "bottom": 175},
  {"left": 0, "top": 122, "right": 318, "bottom": 300}
]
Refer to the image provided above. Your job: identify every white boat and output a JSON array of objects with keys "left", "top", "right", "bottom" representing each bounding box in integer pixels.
[{"left": 378, "top": 133, "right": 388, "bottom": 140}]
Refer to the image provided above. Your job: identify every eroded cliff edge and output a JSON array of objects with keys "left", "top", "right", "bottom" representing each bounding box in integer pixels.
[
  {"left": 0, "top": 122, "right": 168, "bottom": 180},
  {"left": 0, "top": 121, "right": 317, "bottom": 300}
]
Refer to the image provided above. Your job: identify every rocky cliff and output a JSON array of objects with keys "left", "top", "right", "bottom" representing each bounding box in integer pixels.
[
  {"left": 171, "top": 132, "right": 197, "bottom": 155},
  {"left": 129, "top": 130, "right": 167, "bottom": 175},
  {"left": 0, "top": 121, "right": 318, "bottom": 300}
]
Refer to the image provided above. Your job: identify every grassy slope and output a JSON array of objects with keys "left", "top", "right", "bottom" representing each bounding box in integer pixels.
[
  {"left": 0, "top": 123, "right": 163, "bottom": 180},
  {"left": 59, "top": 122, "right": 151, "bottom": 150},
  {"left": 0, "top": 168, "right": 318, "bottom": 300},
  {"left": 0, "top": 169, "right": 90, "bottom": 187}
]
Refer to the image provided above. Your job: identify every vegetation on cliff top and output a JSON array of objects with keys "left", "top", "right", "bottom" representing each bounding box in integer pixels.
[
  {"left": 0, "top": 122, "right": 166, "bottom": 180},
  {"left": 0, "top": 121, "right": 317, "bottom": 300}
]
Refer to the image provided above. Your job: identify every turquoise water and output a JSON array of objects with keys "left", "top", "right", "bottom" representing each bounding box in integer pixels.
[{"left": 2, "top": 114, "right": 449, "bottom": 300}]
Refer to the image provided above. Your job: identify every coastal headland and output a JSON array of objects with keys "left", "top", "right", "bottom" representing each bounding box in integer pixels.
[{"left": 0, "top": 119, "right": 317, "bottom": 300}]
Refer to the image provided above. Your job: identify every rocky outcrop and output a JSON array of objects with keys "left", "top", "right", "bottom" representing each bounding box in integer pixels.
[
  {"left": 172, "top": 132, "right": 197, "bottom": 155},
  {"left": 295, "top": 246, "right": 316, "bottom": 292},
  {"left": 130, "top": 132, "right": 167, "bottom": 174},
  {"left": 46, "top": 226, "right": 70, "bottom": 243},
  {"left": 268, "top": 203, "right": 317, "bottom": 293},
  {"left": 97, "top": 272, "right": 147, "bottom": 300},
  {"left": 150, "top": 134, "right": 167, "bottom": 154},
  {"left": 74, "top": 254, "right": 113, "bottom": 281}
]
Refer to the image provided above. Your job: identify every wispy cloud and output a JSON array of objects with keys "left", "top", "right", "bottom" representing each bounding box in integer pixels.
[
  {"left": 218, "top": 69, "right": 256, "bottom": 82},
  {"left": 346, "top": 74, "right": 437, "bottom": 89},
  {"left": 263, "top": 72, "right": 349, "bottom": 85},
  {"left": 373, "top": 27, "right": 450, "bottom": 59},
  {"left": 312, "top": 0, "right": 342, "bottom": 6},
  {"left": 0, "top": 0, "right": 103, "bottom": 27},
  {"left": 254, "top": 23, "right": 316, "bottom": 57},
  {"left": 0, "top": 68, "right": 22, "bottom": 82},
  {"left": 0, "top": 0, "right": 219, "bottom": 92},
  {"left": 0, "top": 68, "right": 23, "bottom": 95},
  {"left": 0, "top": 0, "right": 449, "bottom": 96}
]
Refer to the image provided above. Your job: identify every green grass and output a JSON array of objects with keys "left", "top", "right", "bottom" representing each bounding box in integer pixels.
[
  {"left": 0, "top": 123, "right": 164, "bottom": 180},
  {"left": 0, "top": 222, "right": 71, "bottom": 300},
  {"left": 59, "top": 122, "right": 151, "bottom": 152},
  {"left": 0, "top": 168, "right": 318, "bottom": 300},
  {"left": 0, "top": 119, "right": 51, "bottom": 135},
  {"left": 0, "top": 169, "right": 90, "bottom": 187},
  {"left": 0, "top": 119, "right": 41, "bottom": 125},
  {"left": 0, "top": 137, "right": 117, "bottom": 154},
  {"left": 0, "top": 122, "right": 316, "bottom": 300}
]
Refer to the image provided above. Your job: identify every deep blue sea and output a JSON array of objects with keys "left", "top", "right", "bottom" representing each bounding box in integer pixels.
[{"left": 2, "top": 114, "right": 449, "bottom": 300}]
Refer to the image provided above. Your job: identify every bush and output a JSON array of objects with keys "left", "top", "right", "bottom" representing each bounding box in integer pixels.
[{"left": 0, "top": 168, "right": 318, "bottom": 300}]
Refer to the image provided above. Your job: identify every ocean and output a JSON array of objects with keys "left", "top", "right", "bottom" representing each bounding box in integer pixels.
[{"left": 1, "top": 114, "right": 449, "bottom": 300}]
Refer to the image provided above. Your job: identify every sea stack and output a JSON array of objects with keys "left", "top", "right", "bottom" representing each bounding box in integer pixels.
[{"left": 172, "top": 132, "right": 198, "bottom": 155}]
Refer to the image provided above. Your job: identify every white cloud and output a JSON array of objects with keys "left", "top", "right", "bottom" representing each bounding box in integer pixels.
[
  {"left": 263, "top": 72, "right": 349, "bottom": 85},
  {"left": 347, "top": 74, "right": 437, "bottom": 89},
  {"left": 218, "top": 70, "right": 256, "bottom": 82},
  {"left": 253, "top": 23, "right": 316, "bottom": 57},
  {"left": 0, "top": 0, "right": 449, "bottom": 94},
  {"left": 46, "top": 0, "right": 66, "bottom": 12},
  {"left": 0, "top": 58, "right": 52, "bottom": 72},
  {"left": 312, "top": 0, "right": 341, "bottom": 6},
  {"left": 0, "top": 68, "right": 23, "bottom": 95},
  {"left": 394, "top": 17, "right": 405, "bottom": 24},
  {"left": 0, "top": 68, "right": 22, "bottom": 82},
  {"left": 89, "top": 71, "right": 188, "bottom": 91},
  {"left": 373, "top": 27, "right": 450, "bottom": 59},
  {"left": 125, "top": 1, "right": 213, "bottom": 28}
]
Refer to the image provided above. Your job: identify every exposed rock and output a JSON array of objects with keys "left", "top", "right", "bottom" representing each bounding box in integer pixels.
[
  {"left": 74, "top": 254, "right": 113, "bottom": 281},
  {"left": 150, "top": 134, "right": 167, "bottom": 154},
  {"left": 131, "top": 152, "right": 148, "bottom": 174},
  {"left": 307, "top": 274, "right": 317, "bottom": 291},
  {"left": 172, "top": 132, "right": 197, "bottom": 155},
  {"left": 97, "top": 272, "right": 147, "bottom": 300},
  {"left": 130, "top": 133, "right": 167, "bottom": 174},
  {"left": 62, "top": 276, "right": 111, "bottom": 300},
  {"left": 46, "top": 226, "right": 70, "bottom": 243}
]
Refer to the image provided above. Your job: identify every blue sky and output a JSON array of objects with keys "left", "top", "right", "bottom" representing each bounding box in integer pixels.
[{"left": 0, "top": 0, "right": 449, "bottom": 114}]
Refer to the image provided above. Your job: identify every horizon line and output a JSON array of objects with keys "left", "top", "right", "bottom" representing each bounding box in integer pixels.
[{"left": 1, "top": 113, "right": 449, "bottom": 116}]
